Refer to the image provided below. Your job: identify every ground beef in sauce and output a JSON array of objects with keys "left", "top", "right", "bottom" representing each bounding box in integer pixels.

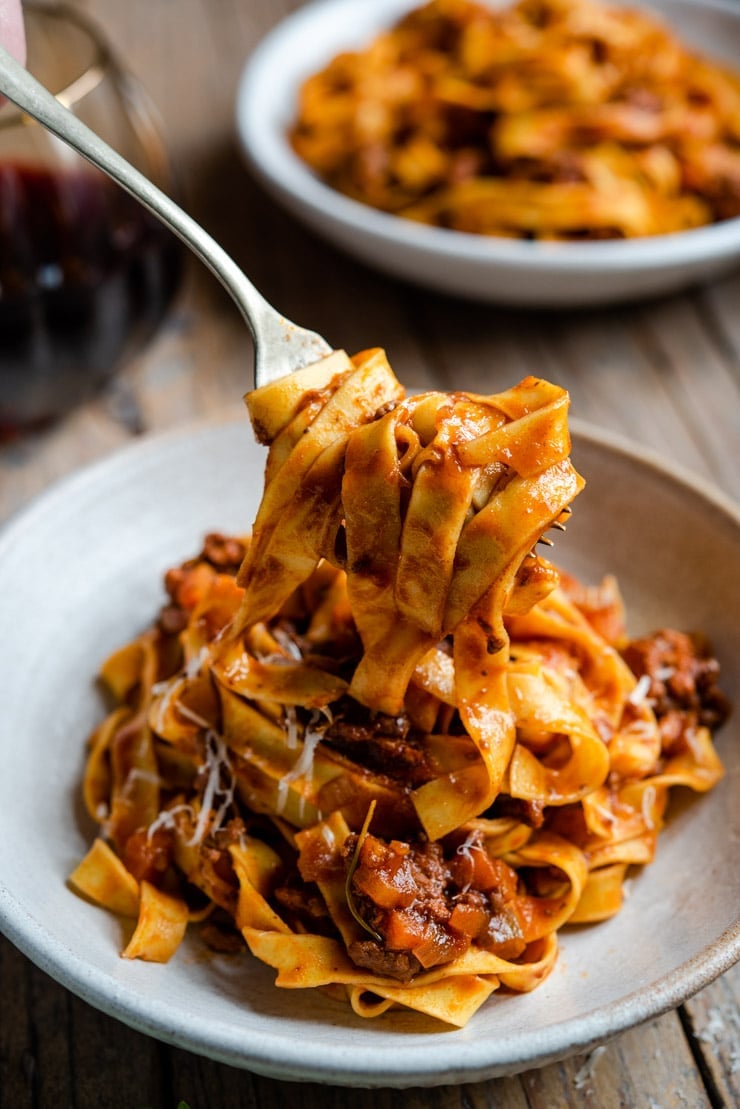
[
  {"left": 322, "top": 702, "right": 434, "bottom": 787},
  {"left": 622, "top": 629, "right": 730, "bottom": 753},
  {"left": 199, "top": 533, "right": 247, "bottom": 573},
  {"left": 122, "top": 826, "right": 173, "bottom": 884},
  {"left": 486, "top": 794, "right": 546, "bottom": 828},
  {"left": 273, "top": 877, "right": 337, "bottom": 936},
  {"left": 343, "top": 831, "right": 524, "bottom": 983},
  {"left": 156, "top": 535, "right": 246, "bottom": 636}
]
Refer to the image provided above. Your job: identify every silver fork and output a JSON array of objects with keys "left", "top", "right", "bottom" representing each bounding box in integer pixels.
[{"left": 0, "top": 44, "right": 331, "bottom": 389}]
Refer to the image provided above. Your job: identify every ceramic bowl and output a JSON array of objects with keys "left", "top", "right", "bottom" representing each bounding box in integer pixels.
[
  {"left": 235, "top": 0, "right": 740, "bottom": 306},
  {"left": 0, "top": 417, "right": 738, "bottom": 1086}
]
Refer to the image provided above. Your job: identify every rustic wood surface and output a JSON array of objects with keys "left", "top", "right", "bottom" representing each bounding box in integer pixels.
[{"left": 0, "top": 1, "right": 738, "bottom": 1106}]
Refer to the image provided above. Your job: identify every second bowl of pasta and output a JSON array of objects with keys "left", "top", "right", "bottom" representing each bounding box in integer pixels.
[{"left": 235, "top": 0, "right": 740, "bottom": 305}]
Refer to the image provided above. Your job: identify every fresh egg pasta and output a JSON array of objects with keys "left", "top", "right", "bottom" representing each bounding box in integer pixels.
[{"left": 70, "top": 350, "right": 728, "bottom": 1026}]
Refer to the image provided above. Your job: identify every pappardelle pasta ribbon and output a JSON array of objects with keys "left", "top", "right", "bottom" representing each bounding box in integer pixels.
[{"left": 69, "top": 350, "right": 728, "bottom": 1027}]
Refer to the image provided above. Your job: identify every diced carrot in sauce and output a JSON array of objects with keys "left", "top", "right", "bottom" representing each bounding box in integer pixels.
[
  {"left": 480, "top": 907, "right": 527, "bottom": 959},
  {"left": 165, "top": 563, "right": 218, "bottom": 611},
  {"left": 412, "top": 925, "right": 468, "bottom": 969},
  {"left": 448, "top": 900, "right": 489, "bottom": 939},
  {"left": 383, "top": 907, "right": 428, "bottom": 950},
  {"left": 353, "top": 837, "right": 417, "bottom": 910},
  {"left": 450, "top": 846, "right": 519, "bottom": 898}
]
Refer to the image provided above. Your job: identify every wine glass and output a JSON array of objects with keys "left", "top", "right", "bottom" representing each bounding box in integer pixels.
[{"left": 0, "top": 2, "right": 183, "bottom": 437}]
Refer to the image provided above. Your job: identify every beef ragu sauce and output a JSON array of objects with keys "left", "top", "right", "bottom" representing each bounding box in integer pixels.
[
  {"left": 0, "top": 162, "right": 181, "bottom": 435},
  {"left": 291, "top": 821, "right": 571, "bottom": 984},
  {"left": 113, "top": 538, "right": 730, "bottom": 984},
  {"left": 343, "top": 831, "right": 530, "bottom": 982}
]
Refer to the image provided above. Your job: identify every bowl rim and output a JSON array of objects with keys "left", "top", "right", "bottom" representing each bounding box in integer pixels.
[
  {"left": 0, "top": 414, "right": 738, "bottom": 1087},
  {"left": 235, "top": 0, "right": 740, "bottom": 276}
]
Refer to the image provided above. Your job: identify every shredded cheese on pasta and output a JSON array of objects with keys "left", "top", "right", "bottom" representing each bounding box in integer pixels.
[{"left": 69, "top": 348, "right": 728, "bottom": 1028}]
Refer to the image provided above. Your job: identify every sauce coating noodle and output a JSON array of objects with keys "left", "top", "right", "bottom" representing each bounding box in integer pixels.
[{"left": 70, "top": 352, "right": 728, "bottom": 1025}]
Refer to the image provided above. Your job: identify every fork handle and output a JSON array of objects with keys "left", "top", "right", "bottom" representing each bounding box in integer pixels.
[{"left": 0, "top": 43, "right": 329, "bottom": 386}]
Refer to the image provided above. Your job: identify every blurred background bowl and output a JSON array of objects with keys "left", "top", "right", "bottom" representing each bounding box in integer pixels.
[{"left": 235, "top": 0, "right": 740, "bottom": 307}]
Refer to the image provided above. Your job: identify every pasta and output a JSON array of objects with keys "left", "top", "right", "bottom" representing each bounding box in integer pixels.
[
  {"left": 289, "top": 0, "right": 740, "bottom": 240},
  {"left": 70, "top": 349, "right": 729, "bottom": 1027}
]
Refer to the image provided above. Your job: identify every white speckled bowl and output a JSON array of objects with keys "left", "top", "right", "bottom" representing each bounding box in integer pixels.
[
  {"left": 235, "top": 0, "right": 740, "bottom": 306},
  {"left": 0, "top": 418, "right": 738, "bottom": 1087}
]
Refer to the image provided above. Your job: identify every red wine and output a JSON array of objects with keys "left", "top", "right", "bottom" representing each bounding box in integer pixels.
[{"left": 0, "top": 162, "right": 182, "bottom": 437}]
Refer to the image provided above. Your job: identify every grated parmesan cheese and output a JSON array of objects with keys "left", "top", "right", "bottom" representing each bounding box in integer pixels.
[
  {"left": 184, "top": 644, "right": 211, "bottom": 679},
  {"left": 188, "top": 730, "right": 235, "bottom": 845},
  {"left": 588, "top": 798, "right": 617, "bottom": 830},
  {"left": 455, "top": 829, "right": 484, "bottom": 893},
  {"left": 146, "top": 801, "right": 194, "bottom": 840},
  {"left": 271, "top": 627, "right": 303, "bottom": 660},
  {"left": 641, "top": 784, "right": 657, "bottom": 830},
  {"left": 628, "top": 674, "right": 652, "bottom": 706},
  {"left": 276, "top": 719, "right": 325, "bottom": 815},
  {"left": 683, "top": 725, "right": 704, "bottom": 762},
  {"left": 152, "top": 677, "right": 180, "bottom": 733}
]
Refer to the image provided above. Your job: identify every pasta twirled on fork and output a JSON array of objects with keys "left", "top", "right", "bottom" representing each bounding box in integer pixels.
[{"left": 70, "top": 350, "right": 728, "bottom": 1026}]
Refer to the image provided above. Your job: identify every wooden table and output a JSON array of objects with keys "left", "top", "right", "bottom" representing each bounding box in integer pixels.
[{"left": 1, "top": 0, "right": 738, "bottom": 1104}]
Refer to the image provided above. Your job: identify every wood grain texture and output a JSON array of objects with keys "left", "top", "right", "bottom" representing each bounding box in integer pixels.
[{"left": 0, "top": 0, "right": 738, "bottom": 1105}]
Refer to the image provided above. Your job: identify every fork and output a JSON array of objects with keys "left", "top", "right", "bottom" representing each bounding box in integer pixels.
[{"left": 0, "top": 44, "right": 332, "bottom": 389}]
